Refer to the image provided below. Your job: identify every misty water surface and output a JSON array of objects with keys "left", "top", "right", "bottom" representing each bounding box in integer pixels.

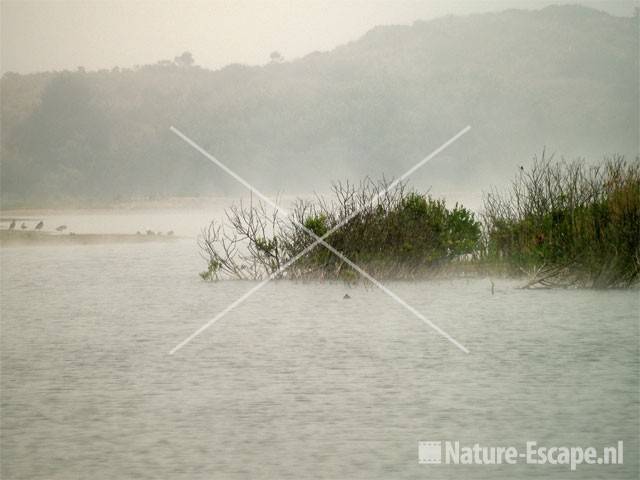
[{"left": 1, "top": 211, "right": 638, "bottom": 479}]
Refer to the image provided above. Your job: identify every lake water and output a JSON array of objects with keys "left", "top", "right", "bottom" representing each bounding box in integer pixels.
[{"left": 1, "top": 211, "right": 638, "bottom": 479}]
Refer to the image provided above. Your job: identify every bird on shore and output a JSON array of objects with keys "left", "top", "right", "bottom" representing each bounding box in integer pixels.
[
  {"left": 55, "top": 225, "right": 67, "bottom": 232},
  {"left": 35, "top": 221, "right": 44, "bottom": 230},
  {"left": 343, "top": 293, "right": 351, "bottom": 299},
  {"left": 8, "top": 220, "right": 15, "bottom": 230},
  {"left": 20, "top": 222, "right": 27, "bottom": 230}
]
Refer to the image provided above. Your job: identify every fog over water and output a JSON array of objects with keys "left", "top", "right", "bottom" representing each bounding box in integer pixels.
[{"left": 1, "top": 228, "right": 638, "bottom": 479}]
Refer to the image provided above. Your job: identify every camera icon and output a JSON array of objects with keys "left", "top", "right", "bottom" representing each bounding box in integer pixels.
[{"left": 419, "top": 441, "right": 442, "bottom": 464}]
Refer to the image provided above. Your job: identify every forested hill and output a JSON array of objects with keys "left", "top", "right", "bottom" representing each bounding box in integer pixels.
[{"left": 1, "top": 5, "right": 638, "bottom": 207}]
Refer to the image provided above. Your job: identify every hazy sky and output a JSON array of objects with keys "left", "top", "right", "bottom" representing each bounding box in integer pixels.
[{"left": 1, "top": 0, "right": 637, "bottom": 74}]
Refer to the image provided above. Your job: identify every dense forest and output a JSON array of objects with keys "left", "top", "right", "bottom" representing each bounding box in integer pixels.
[{"left": 1, "top": 5, "right": 638, "bottom": 207}]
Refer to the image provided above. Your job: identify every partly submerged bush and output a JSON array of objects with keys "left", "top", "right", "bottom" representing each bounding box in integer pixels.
[
  {"left": 482, "top": 153, "right": 640, "bottom": 288},
  {"left": 199, "top": 179, "right": 481, "bottom": 281}
]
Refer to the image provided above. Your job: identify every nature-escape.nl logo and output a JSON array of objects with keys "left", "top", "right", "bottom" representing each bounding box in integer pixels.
[{"left": 418, "top": 440, "right": 624, "bottom": 471}]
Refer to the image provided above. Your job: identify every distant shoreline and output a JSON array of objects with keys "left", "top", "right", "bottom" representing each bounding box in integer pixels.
[
  {"left": 0, "top": 193, "right": 321, "bottom": 217},
  {"left": 0, "top": 230, "right": 180, "bottom": 247},
  {"left": 0, "top": 196, "right": 235, "bottom": 216}
]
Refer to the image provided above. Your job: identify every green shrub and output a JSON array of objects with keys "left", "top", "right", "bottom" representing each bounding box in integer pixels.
[
  {"left": 200, "top": 178, "right": 481, "bottom": 280},
  {"left": 482, "top": 154, "right": 640, "bottom": 287}
]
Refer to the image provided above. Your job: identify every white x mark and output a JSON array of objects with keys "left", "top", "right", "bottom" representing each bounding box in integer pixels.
[{"left": 169, "top": 125, "right": 471, "bottom": 355}]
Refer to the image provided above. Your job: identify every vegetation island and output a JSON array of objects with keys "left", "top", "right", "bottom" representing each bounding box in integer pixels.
[{"left": 199, "top": 155, "right": 639, "bottom": 289}]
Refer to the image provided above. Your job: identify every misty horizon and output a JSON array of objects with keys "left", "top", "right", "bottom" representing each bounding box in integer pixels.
[
  {"left": 1, "top": 0, "right": 638, "bottom": 75},
  {"left": 2, "top": 2, "right": 637, "bottom": 208}
]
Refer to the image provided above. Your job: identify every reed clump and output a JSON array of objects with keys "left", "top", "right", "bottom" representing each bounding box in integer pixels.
[{"left": 482, "top": 153, "right": 640, "bottom": 288}]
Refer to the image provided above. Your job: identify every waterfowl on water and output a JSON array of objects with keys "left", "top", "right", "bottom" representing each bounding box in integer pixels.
[
  {"left": 56, "top": 225, "right": 67, "bottom": 232},
  {"left": 35, "top": 221, "right": 44, "bottom": 230},
  {"left": 20, "top": 223, "right": 27, "bottom": 230},
  {"left": 343, "top": 294, "right": 351, "bottom": 299},
  {"left": 8, "top": 220, "right": 15, "bottom": 230}
]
